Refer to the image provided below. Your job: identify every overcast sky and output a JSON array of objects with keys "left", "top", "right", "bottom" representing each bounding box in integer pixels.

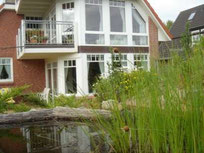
[
  {"left": 148, "top": 0, "right": 204, "bottom": 22},
  {"left": 0, "top": 0, "right": 203, "bottom": 23}
]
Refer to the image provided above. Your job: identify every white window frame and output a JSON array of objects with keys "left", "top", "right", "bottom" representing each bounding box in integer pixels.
[
  {"left": 64, "top": 59, "right": 77, "bottom": 94},
  {"left": 134, "top": 53, "right": 150, "bottom": 71},
  {"left": 46, "top": 62, "right": 58, "bottom": 94},
  {"left": 113, "top": 54, "right": 128, "bottom": 70},
  {"left": 0, "top": 58, "right": 13, "bottom": 83},
  {"left": 109, "top": 0, "right": 128, "bottom": 46},
  {"left": 131, "top": 4, "right": 148, "bottom": 47},
  {"left": 85, "top": 0, "right": 105, "bottom": 45}
]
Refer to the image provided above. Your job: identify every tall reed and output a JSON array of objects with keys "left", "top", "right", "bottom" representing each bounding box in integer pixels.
[{"left": 94, "top": 38, "right": 204, "bottom": 153}]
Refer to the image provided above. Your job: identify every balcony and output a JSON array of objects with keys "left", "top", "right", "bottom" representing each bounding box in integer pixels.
[{"left": 17, "top": 20, "right": 78, "bottom": 59}]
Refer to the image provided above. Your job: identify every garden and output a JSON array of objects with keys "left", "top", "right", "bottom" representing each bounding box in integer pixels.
[{"left": 0, "top": 32, "right": 203, "bottom": 153}]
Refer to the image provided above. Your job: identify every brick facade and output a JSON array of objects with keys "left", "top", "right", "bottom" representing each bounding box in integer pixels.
[
  {"left": 149, "top": 17, "right": 159, "bottom": 59},
  {"left": 0, "top": 10, "right": 45, "bottom": 92}
]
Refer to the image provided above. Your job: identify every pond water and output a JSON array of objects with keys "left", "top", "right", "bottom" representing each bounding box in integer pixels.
[{"left": 0, "top": 121, "right": 109, "bottom": 153}]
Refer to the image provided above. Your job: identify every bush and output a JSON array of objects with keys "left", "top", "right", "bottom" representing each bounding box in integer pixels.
[{"left": 0, "top": 85, "right": 29, "bottom": 113}]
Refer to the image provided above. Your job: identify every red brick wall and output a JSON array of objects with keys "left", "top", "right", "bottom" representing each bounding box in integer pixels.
[
  {"left": 149, "top": 17, "right": 159, "bottom": 59},
  {"left": 0, "top": 10, "right": 45, "bottom": 92}
]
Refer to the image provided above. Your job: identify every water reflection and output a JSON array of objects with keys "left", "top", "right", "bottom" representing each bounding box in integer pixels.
[{"left": 0, "top": 122, "right": 108, "bottom": 153}]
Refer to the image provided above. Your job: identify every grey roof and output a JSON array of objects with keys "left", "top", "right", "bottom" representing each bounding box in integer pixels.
[{"left": 170, "top": 4, "right": 204, "bottom": 38}]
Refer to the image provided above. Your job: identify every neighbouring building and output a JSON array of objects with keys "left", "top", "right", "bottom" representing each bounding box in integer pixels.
[
  {"left": 0, "top": 0, "right": 171, "bottom": 96},
  {"left": 159, "top": 4, "right": 204, "bottom": 60}
]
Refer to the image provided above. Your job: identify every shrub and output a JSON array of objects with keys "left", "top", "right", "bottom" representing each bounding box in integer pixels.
[{"left": 0, "top": 85, "right": 29, "bottom": 113}]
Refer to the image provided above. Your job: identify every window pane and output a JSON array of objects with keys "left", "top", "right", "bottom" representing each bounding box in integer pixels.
[
  {"left": 132, "top": 8, "right": 146, "bottom": 33},
  {"left": 86, "top": 4, "right": 103, "bottom": 31},
  {"left": 132, "top": 36, "right": 148, "bottom": 45},
  {"left": 86, "top": 34, "right": 104, "bottom": 44},
  {"left": 110, "top": 7, "right": 126, "bottom": 32},
  {"left": 62, "top": 9, "right": 74, "bottom": 22},
  {"left": 110, "top": 35, "right": 127, "bottom": 45}
]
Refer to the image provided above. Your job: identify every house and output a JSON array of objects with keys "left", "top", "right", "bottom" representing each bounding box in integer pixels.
[
  {"left": 159, "top": 4, "right": 204, "bottom": 60},
  {"left": 0, "top": 0, "right": 171, "bottom": 96}
]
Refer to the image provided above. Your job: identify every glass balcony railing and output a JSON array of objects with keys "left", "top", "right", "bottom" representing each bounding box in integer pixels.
[{"left": 16, "top": 20, "right": 76, "bottom": 57}]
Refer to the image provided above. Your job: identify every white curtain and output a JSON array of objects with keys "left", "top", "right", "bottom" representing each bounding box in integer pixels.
[
  {"left": 119, "top": 8, "right": 126, "bottom": 32},
  {"left": 5, "top": 65, "right": 11, "bottom": 79},
  {"left": 99, "top": 62, "right": 104, "bottom": 75},
  {"left": 65, "top": 68, "right": 69, "bottom": 93},
  {"left": 87, "top": 62, "right": 90, "bottom": 75}
]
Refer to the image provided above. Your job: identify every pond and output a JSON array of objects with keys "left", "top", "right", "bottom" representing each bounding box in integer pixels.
[{"left": 0, "top": 121, "right": 109, "bottom": 153}]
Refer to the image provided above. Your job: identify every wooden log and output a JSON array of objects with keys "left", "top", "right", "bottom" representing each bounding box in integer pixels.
[{"left": 0, "top": 107, "right": 111, "bottom": 126}]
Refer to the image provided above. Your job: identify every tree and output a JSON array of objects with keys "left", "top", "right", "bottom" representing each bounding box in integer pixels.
[{"left": 165, "top": 20, "right": 174, "bottom": 30}]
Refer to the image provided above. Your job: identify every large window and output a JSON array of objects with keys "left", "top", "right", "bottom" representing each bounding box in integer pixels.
[
  {"left": 134, "top": 54, "right": 149, "bottom": 71},
  {"left": 132, "top": 4, "right": 148, "bottom": 46},
  {"left": 0, "top": 58, "right": 13, "bottom": 82},
  {"left": 85, "top": 0, "right": 104, "bottom": 45},
  {"left": 85, "top": 0, "right": 103, "bottom": 31},
  {"left": 87, "top": 55, "right": 104, "bottom": 93},
  {"left": 110, "top": 0, "right": 126, "bottom": 32},
  {"left": 132, "top": 5, "right": 146, "bottom": 33},
  {"left": 64, "top": 60, "right": 77, "bottom": 94},
  {"left": 47, "top": 62, "right": 58, "bottom": 94}
]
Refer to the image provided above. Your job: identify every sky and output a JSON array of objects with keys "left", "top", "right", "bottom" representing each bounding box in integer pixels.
[
  {"left": 0, "top": 0, "right": 203, "bottom": 23},
  {"left": 148, "top": 0, "right": 204, "bottom": 23}
]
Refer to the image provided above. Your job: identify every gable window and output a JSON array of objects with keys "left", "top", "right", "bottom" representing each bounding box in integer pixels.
[
  {"left": 132, "top": 4, "right": 148, "bottom": 46},
  {"left": 134, "top": 54, "right": 149, "bottom": 71},
  {"left": 132, "top": 6, "right": 146, "bottom": 33},
  {"left": 0, "top": 58, "right": 13, "bottom": 82},
  {"left": 85, "top": 0, "right": 104, "bottom": 45},
  {"left": 110, "top": 0, "right": 126, "bottom": 32},
  {"left": 87, "top": 54, "right": 104, "bottom": 93},
  {"left": 64, "top": 60, "right": 77, "bottom": 94}
]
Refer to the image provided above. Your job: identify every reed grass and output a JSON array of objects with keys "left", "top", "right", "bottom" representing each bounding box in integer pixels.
[{"left": 94, "top": 38, "right": 204, "bottom": 153}]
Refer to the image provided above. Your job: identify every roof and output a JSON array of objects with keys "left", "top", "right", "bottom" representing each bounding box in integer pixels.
[
  {"left": 170, "top": 4, "right": 204, "bottom": 39},
  {"left": 143, "top": 0, "right": 173, "bottom": 39}
]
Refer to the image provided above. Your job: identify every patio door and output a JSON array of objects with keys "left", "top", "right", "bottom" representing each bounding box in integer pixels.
[
  {"left": 47, "top": 62, "right": 58, "bottom": 95},
  {"left": 62, "top": 2, "right": 75, "bottom": 44}
]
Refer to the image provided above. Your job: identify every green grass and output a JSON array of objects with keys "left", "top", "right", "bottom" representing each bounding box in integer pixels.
[
  {"left": 93, "top": 38, "right": 204, "bottom": 153},
  {"left": 51, "top": 95, "right": 101, "bottom": 109}
]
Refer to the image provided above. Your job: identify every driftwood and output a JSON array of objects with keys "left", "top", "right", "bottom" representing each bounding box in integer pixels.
[{"left": 0, "top": 107, "right": 111, "bottom": 126}]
